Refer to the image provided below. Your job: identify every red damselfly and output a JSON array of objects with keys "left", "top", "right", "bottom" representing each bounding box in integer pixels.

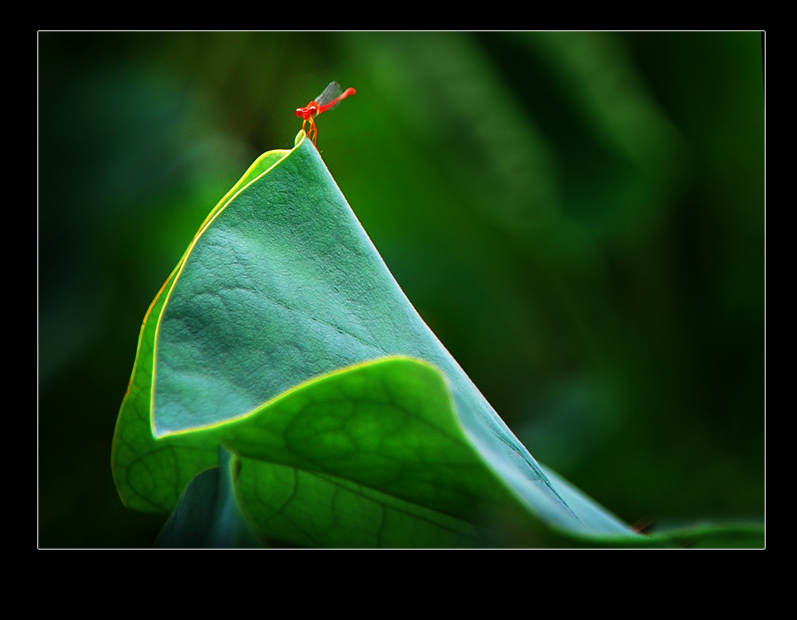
[{"left": 295, "top": 81, "right": 356, "bottom": 146}]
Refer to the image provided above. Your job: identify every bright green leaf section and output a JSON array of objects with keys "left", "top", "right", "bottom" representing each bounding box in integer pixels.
[
  {"left": 146, "top": 355, "right": 761, "bottom": 547},
  {"left": 111, "top": 266, "right": 216, "bottom": 512},
  {"left": 111, "top": 148, "right": 291, "bottom": 512},
  {"left": 234, "top": 460, "right": 479, "bottom": 548},
  {"left": 155, "top": 355, "right": 637, "bottom": 547},
  {"left": 221, "top": 356, "right": 545, "bottom": 547}
]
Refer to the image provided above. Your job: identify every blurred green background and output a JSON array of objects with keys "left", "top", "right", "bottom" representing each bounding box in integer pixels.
[{"left": 38, "top": 31, "right": 765, "bottom": 547}]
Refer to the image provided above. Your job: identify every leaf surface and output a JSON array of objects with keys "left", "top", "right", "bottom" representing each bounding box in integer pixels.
[
  {"left": 114, "top": 132, "right": 761, "bottom": 546},
  {"left": 153, "top": 447, "right": 261, "bottom": 548}
]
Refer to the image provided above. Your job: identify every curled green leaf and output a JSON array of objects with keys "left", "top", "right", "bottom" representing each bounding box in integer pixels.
[{"left": 113, "top": 131, "right": 759, "bottom": 547}]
